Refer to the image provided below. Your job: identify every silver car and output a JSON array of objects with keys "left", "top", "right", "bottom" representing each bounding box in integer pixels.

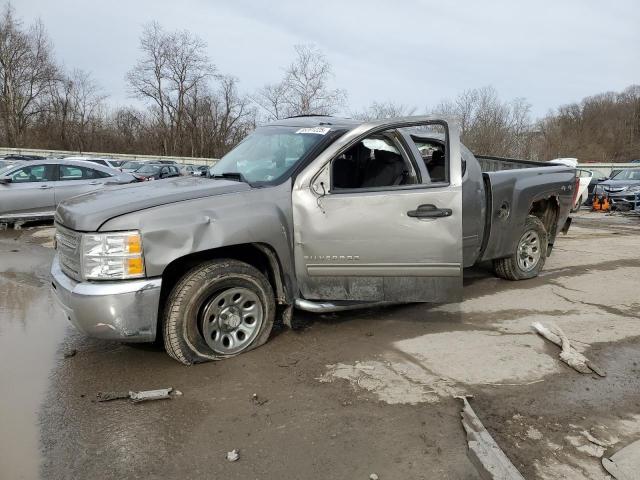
[
  {"left": 0, "top": 159, "right": 135, "bottom": 222},
  {"left": 63, "top": 156, "right": 122, "bottom": 170}
]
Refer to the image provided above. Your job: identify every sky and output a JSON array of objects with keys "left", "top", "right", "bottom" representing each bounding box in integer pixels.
[{"left": 15, "top": 0, "right": 640, "bottom": 119}]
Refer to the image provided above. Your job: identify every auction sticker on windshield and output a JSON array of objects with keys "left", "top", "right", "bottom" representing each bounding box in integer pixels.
[{"left": 295, "top": 127, "right": 331, "bottom": 135}]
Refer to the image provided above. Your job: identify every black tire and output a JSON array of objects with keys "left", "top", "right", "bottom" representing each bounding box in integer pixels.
[
  {"left": 493, "top": 215, "right": 548, "bottom": 281},
  {"left": 163, "top": 259, "right": 275, "bottom": 365}
]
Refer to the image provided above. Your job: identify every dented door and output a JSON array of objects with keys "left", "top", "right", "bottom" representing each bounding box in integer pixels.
[{"left": 292, "top": 117, "right": 464, "bottom": 302}]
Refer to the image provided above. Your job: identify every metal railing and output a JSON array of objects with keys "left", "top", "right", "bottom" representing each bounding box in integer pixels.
[
  {"left": 577, "top": 162, "right": 639, "bottom": 177},
  {"left": 0, "top": 147, "right": 219, "bottom": 166}
]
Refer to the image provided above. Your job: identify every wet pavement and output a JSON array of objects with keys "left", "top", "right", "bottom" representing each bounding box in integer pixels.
[{"left": 0, "top": 212, "right": 639, "bottom": 479}]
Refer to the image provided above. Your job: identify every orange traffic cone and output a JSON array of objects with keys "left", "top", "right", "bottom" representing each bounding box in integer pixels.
[
  {"left": 601, "top": 195, "right": 610, "bottom": 212},
  {"left": 592, "top": 194, "right": 601, "bottom": 211}
]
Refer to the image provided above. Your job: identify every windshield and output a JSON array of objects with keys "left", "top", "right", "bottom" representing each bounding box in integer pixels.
[
  {"left": 611, "top": 169, "right": 640, "bottom": 181},
  {"left": 136, "top": 164, "right": 161, "bottom": 174},
  {"left": 210, "top": 126, "right": 333, "bottom": 184},
  {"left": 122, "top": 161, "right": 142, "bottom": 169}
]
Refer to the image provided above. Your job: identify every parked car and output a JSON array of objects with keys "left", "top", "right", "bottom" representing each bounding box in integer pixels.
[
  {"left": 197, "top": 165, "right": 209, "bottom": 176},
  {"left": 550, "top": 159, "right": 589, "bottom": 211},
  {"left": 179, "top": 164, "right": 202, "bottom": 176},
  {"left": 2, "top": 154, "right": 45, "bottom": 161},
  {"left": 51, "top": 115, "right": 575, "bottom": 364},
  {"left": 151, "top": 159, "right": 178, "bottom": 165},
  {"left": 64, "top": 156, "right": 121, "bottom": 169},
  {"left": 0, "top": 159, "right": 135, "bottom": 222},
  {"left": 586, "top": 169, "right": 616, "bottom": 205},
  {"left": 132, "top": 163, "right": 181, "bottom": 181},
  {"left": 0, "top": 159, "right": 25, "bottom": 171},
  {"left": 550, "top": 158, "right": 578, "bottom": 168},
  {"left": 572, "top": 169, "right": 593, "bottom": 211},
  {"left": 120, "top": 160, "right": 146, "bottom": 173},
  {"left": 599, "top": 168, "right": 640, "bottom": 210}
]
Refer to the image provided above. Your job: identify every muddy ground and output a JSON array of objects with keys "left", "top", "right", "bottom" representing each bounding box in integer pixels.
[{"left": 0, "top": 211, "right": 639, "bottom": 480}]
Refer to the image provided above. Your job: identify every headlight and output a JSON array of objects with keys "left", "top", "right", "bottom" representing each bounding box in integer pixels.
[
  {"left": 81, "top": 231, "right": 145, "bottom": 280},
  {"left": 628, "top": 185, "right": 640, "bottom": 192}
]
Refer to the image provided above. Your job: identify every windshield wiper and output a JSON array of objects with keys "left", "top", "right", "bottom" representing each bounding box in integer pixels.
[{"left": 211, "top": 172, "right": 249, "bottom": 183}]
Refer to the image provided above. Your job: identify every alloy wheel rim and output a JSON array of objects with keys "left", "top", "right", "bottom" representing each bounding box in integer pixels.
[
  {"left": 200, "top": 287, "right": 263, "bottom": 355},
  {"left": 517, "top": 230, "right": 541, "bottom": 272}
]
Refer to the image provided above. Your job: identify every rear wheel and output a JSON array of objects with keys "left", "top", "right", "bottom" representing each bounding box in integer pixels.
[
  {"left": 570, "top": 194, "right": 584, "bottom": 213},
  {"left": 493, "top": 215, "right": 548, "bottom": 281},
  {"left": 163, "top": 259, "right": 275, "bottom": 365}
]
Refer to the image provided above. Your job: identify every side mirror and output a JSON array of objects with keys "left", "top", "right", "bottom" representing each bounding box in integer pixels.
[
  {"left": 0, "top": 175, "right": 12, "bottom": 184},
  {"left": 311, "top": 164, "right": 330, "bottom": 195}
]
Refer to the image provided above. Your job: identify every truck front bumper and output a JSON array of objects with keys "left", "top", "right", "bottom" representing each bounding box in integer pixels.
[{"left": 50, "top": 255, "right": 162, "bottom": 342}]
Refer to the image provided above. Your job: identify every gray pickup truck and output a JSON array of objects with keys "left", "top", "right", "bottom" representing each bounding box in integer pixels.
[{"left": 51, "top": 116, "right": 576, "bottom": 365}]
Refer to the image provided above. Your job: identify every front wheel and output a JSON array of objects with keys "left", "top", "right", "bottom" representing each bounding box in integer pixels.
[
  {"left": 163, "top": 259, "right": 275, "bottom": 365},
  {"left": 570, "top": 194, "right": 584, "bottom": 213},
  {"left": 494, "top": 215, "right": 548, "bottom": 281}
]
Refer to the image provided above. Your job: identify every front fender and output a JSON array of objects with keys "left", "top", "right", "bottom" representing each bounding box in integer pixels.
[{"left": 99, "top": 183, "right": 296, "bottom": 294}]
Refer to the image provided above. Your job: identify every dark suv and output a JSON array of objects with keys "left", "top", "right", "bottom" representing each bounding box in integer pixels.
[
  {"left": 598, "top": 169, "right": 640, "bottom": 210},
  {"left": 132, "top": 164, "right": 181, "bottom": 181}
]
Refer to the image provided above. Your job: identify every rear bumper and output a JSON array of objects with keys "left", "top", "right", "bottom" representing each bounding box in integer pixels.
[{"left": 50, "top": 255, "right": 162, "bottom": 342}]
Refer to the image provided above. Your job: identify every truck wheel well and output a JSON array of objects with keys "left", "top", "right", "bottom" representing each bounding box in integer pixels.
[
  {"left": 529, "top": 197, "right": 559, "bottom": 239},
  {"left": 158, "top": 244, "right": 287, "bottom": 316}
]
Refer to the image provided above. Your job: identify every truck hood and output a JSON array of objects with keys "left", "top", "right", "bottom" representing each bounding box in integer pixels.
[{"left": 55, "top": 176, "right": 251, "bottom": 231}]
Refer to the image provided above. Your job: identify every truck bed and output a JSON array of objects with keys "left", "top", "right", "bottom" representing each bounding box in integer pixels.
[
  {"left": 474, "top": 154, "right": 576, "bottom": 265},
  {"left": 476, "top": 155, "right": 554, "bottom": 172}
]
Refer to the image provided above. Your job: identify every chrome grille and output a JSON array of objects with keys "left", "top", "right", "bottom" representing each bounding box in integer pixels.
[{"left": 55, "top": 224, "right": 82, "bottom": 281}]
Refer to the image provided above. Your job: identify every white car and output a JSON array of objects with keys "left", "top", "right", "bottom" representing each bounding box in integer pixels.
[
  {"left": 550, "top": 158, "right": 590, "bottom": 211},
  {"left": 64, "top": 156, "right": 122, "bottom": 170},
  {"left": 573, "top": 169, "right": 593, "bottom": 211}
]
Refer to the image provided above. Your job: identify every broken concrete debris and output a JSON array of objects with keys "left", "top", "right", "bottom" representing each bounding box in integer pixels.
[
  {"left": 226, "top": 449, "right": 240, "bottom": 462},
  {"left": 369, "top": 474, "right": 379, "bottom": 480},
  {"left": 582, "top": 430, "right": 617, "bottom": 448},
  {"left": 456, "top": 395, "right": 525, "bottom": 480},
  {"left": 531, "top": 322, "right": 606, "bottom": 376},
  {"left": 96, "top": 387, "right": 177, "bottom": 403},
  {"left": 602, "top": 439, "right": 640, "bottom": 480}
]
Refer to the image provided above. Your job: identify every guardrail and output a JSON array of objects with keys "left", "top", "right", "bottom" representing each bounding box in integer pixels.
[
  {"left": 0, "top": 147, "right": 219, "bottom": 166},
  {"left": 577, "top": 163, "right": 639, "bottom": 177}
]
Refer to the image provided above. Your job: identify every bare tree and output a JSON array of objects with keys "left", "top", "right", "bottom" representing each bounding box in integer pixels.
[
  {"left": 67, "top": 69, "right": 106, "bottom": 150},
  {"left": 254, "top": 44, "right": 346, "bottom": 120},
  {"left": 536, "top": 85, "right": 640, "bottom": 162},
  {"left": 127, "top": 22, "right": 214, "bottom": 155},
  {"left": 351, "top": 101, "right": 417, "bottom": 121},
  {"left": 433, "top": 86, "right": 534, "bottom": 158},
  {"left": 0, "top": 4, "right": 57, "bottom": 146},
  {"left": 184, "top": 75, "right": 256, "bottom": 157}
]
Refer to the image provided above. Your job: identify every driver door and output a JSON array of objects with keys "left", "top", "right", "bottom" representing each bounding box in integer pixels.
[{"left": 292, "top": 118, "right": 463, "bottom": 303}]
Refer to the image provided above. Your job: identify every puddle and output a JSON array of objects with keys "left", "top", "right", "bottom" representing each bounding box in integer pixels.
[{"left": 0, "top": 245, "right": 67, "bottom": 479}]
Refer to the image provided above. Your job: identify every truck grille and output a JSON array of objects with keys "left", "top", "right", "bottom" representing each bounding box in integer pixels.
[{"left": 55, "top": 224, "right": 82, "bottom": 281}]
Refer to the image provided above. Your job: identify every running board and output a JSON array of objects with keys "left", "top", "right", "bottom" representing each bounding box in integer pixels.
[{"left": 294, "top": 298, "right": 394, "bottom": 313}]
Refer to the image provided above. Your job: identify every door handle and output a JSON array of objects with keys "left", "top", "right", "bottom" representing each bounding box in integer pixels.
[
  {"left": 407, "top": 204, "right": 452, "bottom": 218},
  {"left": 39, "top": 185, "right": 52, "bottom": 189},
  {"left": 88, "top": 181, "right": 101, "bottom": 185}
]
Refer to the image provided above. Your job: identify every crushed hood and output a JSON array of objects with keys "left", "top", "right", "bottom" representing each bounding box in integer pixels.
[{"left": 55, "top": 176, "right": 250, "bottom": 231}]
